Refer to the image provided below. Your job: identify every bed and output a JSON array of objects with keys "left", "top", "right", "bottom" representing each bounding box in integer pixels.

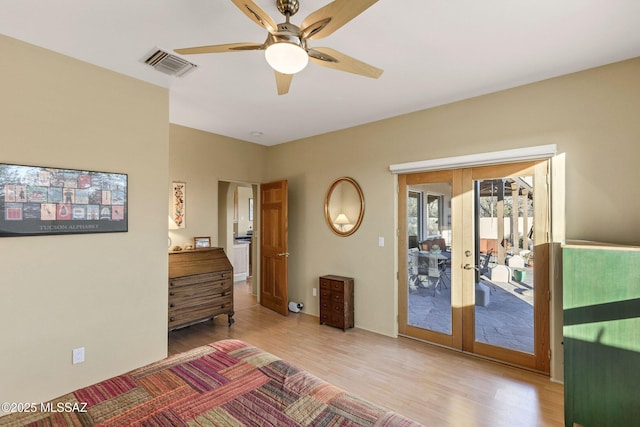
[{"left": 3, "top": 339, "right": 423, "bottom": 426}]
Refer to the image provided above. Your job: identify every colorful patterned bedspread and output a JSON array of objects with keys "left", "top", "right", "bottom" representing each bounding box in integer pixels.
[{"left": 2, "top": 339, "right": 423, "bottom": 426}]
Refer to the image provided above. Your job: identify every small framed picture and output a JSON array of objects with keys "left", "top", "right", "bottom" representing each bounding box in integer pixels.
[{"left": 193, "top": 236, "right": 211, "bottom": 249}]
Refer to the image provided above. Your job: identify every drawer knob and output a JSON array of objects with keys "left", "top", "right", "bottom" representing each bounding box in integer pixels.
[
  {"left": 221, "top": 304, "right": 225, "bottom": 308},
  {"left": 169, "top": 292, "right": 175, "bottom": 296},
  {"left": 170, "top": 317, "right": 175, "bottom": 322},
  {"left": 169, "top": 303, "right": 175, "bottom": 308}
]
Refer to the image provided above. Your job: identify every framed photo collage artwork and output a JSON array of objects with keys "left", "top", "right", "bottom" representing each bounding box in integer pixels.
[{"left": 0, "top": 163, "right": 128, "bottom": 237}]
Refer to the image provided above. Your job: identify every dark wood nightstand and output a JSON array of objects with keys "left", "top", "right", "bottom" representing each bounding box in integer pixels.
[{"left": 319, "top": 275, "right": 354, "bottom": 331}]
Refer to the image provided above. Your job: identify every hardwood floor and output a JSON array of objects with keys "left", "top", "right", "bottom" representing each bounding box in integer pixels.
[{"left": 168, "top": 280, "right": 564, "bottom": 427}]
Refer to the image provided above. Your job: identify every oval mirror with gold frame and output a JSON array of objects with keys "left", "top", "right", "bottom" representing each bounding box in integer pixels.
[{"left": 324, "top": 177, "right": 364, "bottom": 237}]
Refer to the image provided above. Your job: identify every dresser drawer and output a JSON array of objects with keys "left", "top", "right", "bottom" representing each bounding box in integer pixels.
[
  {"left": 168, "top": 296, "right": 232, "bottom": 328},
  {"left": 170, "top": 280, "right": 230, "bottom": 296},
  {"left": 169, "top": 286, "right": 230, "bottom": 309},
  {"left": 169, "top": 271, "right": 231, "bottom": 289},
  {"left": 169, "top": 294, "right": 232, "bottom": 315},
  {"left": 169, "top": 281, "right": 230, "bottom": 304}
]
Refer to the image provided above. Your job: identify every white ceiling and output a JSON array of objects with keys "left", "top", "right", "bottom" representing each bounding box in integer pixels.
[{"left": 2, "top": 0, "right": 639, "bottom": 146}]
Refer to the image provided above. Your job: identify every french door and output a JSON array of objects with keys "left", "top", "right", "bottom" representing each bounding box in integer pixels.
[{"left": 398, "top": 161, "right": 550, "bottom": 373}]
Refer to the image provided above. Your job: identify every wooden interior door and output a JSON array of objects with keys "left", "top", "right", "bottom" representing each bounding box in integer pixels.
[{"left": 260, "top": 180, "right": 289, "bottom": 315}]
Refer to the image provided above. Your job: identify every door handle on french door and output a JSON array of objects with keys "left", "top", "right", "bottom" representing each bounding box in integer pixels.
[
  {"left": 464, "top": 264, "right": 480, "bottom": 271},
  {"left": 277, "top": 252, "right": 290, "bottom": 257}
]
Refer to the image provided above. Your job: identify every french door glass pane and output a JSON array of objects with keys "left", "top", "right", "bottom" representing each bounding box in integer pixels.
[
  {"left": 474, "top": 177, "right": 535, "bottom": 354},
  {"left": 407, "top": 182, "right": 452, "bottom": 335},
  {"left": 408, "top": 191, "right": 421, "bottom": 248}
]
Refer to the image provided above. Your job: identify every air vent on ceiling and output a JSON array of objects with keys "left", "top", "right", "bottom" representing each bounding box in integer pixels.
[{"left": 143, "top": 49, "right": 197, "bottom": 77}]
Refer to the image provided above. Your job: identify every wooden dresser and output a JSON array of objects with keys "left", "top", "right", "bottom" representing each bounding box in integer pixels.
[
  {"left": 319, "top": 275, "right": 354, "bottom": 331},
  {"left": 168, "top": 248, "right": 234, "bottom": 330}
]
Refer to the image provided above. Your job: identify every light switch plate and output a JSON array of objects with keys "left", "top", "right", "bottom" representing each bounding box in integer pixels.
[{"left": 378, "top": 237, "right": 384, "bottom": 247}]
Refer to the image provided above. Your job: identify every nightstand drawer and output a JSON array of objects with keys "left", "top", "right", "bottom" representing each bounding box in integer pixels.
[
  {"left": 331, "top": 281, "right": 344, "bottom": 291},
  {"left": 320, "top": 311, "right": 331, "bottom": 323},
  {"left": 331, "top": 293, "right": 344, "bottom": 305},
  {"left": 331, "top": 303, "right": 344, "bottom": 314},
  {"left": 331, "top": 315, "right": 345, "bottom": 330}
]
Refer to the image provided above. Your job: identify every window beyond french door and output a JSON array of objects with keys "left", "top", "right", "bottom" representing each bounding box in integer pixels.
[{"left": 398, "top": 161, "right": 550, "bottom": 373}]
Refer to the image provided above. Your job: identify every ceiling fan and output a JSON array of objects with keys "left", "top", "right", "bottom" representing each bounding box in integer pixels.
[{"left": 174, "top": 0, "right": 383, "bottom": 95}]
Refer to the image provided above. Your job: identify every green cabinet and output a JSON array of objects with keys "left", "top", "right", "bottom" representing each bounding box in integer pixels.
[{"left": 563, "top": 242, "right": 640, "bottom": 427}]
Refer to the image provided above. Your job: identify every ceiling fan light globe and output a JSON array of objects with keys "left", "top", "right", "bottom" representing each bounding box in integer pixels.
[{"left": 265, "top": 42, "right": 309, "bottom": 74}]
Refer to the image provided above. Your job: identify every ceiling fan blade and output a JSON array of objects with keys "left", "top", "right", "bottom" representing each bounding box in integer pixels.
[
  {"left": 301, "top": 0, "right": 378, "bottom": 40},
  {"left": 175, "top": 43, "right": 264, "bottom": 55},
  {"left": 275, "top": 72, "right": 293, "bottom": 96},
  {"left": 308, "top": 47, "right": 383, "bottom": 79},
  {"left": 231, "top": 0, "right": 278, "bottom": 33}
]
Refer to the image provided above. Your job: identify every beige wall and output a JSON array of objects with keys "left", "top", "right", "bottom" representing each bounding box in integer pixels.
[
  {"left": 267, "top": 57, "right": 640, "bottom": 377},
  {"left": 168, "top": 125, "right": 267, "bottom": 250},
  {"left": 0, "top": 35, "right": 169, "bottom": 405}
]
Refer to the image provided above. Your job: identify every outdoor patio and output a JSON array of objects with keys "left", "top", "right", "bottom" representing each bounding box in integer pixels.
[{"left": 407, "top": 264, "right": 535, "bottom": 354}]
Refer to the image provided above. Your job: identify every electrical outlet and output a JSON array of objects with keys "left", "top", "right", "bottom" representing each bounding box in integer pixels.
[
  {"left": 72, "top": 347, "right": 85, "bottom": 364},
  {"left": 312, "top": 287, "right": 317, "bottom": 297}
]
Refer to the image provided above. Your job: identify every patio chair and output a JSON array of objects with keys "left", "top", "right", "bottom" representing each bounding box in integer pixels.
[
  {"left": 416, "top": 252, "right": 447, "bottom": 296},
  {"left": 479, "top": 248, "right": 494, "bottom": 277},
  {"left": 479, "top": 248, "right": 497, "bottom": 293},
  {"left": 438, "top": 252, "right": 451, "bottom": 285},
  {"left": 408, "top": 249, "right": 418, "bottom": 291}
]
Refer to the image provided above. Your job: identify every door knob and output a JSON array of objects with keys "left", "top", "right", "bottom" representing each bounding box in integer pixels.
[
  {"left": 464, "top": 264, "right": 480, "bottom": 271},
  {"left": 277, "top": 252, "right": 290, "bottom": 257}
]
